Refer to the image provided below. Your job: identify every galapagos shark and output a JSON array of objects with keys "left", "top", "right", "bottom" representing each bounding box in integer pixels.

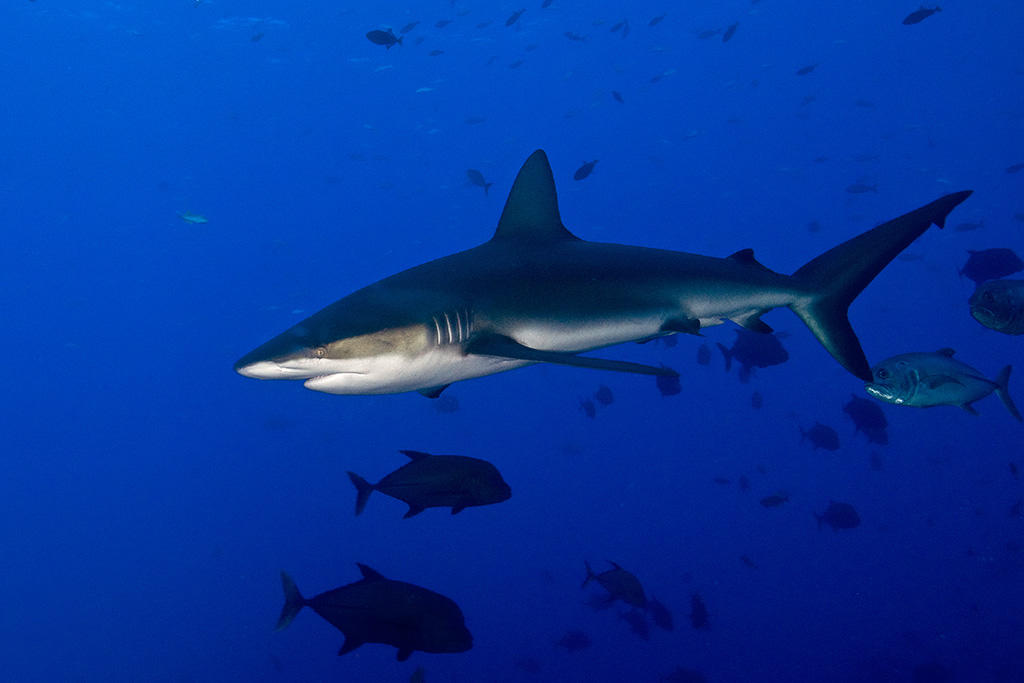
[{"left": 235, "top": 150, "right": 971, "bottom": 397}]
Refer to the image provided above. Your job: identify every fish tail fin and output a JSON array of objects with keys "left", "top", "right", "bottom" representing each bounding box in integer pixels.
[
  {"left": 276, "top": 571, "right": 306, "bottom": 631},
  {"left": 994, "top": 366, "right": 1022, "bottom": 422},
  {"left": 581, "top": 561, "right": 595, "bottom": 588},
  {"left": 347, "top": 472, "right": 374, "bottom": 515},
  {"left": 789, "top": 191, "right": 972, "bottom": 381},
  {"left": 716, "top": 343, "right": 732, "bottom": 372}
]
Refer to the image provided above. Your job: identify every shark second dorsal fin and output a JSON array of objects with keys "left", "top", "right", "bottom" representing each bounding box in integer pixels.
[{"left": 492, "top": 150, "right": 579, "bottom": 243}]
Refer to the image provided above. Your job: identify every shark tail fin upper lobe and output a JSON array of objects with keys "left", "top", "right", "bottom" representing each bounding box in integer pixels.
[{"left": 789, "top": 191, "right": 972, "bottom": 381}]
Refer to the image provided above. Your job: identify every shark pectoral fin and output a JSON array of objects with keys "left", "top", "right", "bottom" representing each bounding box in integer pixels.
[
  {"left": 418, "top": 384, "right": 450, "bottom": 398},
  {"left": 661, "top": 317, "right": 701, "bottom": 335},
  {"left": 466, "top": 333, "right": 676, "bottom": 376},
  {"left": 924, "top": 375, "right": 964, "bottom": 389}
]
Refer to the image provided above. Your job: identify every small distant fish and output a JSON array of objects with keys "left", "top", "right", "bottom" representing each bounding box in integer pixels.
[
  {"left": 751, "top": 391, "right": 763, "bottom": 409},
  {"left": 718, "top": 329, "right": 789, "bottom": 383},
  {"left": 508, "top": 60, "right": 524, "bottom": 69},
  {"left": 579, "top": 398, "right": 596, "bottom": 418},
  {"left": 846, "top": 182, "right": 878, "bottom": 193},
  {"left": 696, "top": 29, "right": 720, "bottom": 39},
  {"left": 740, "top": 555, "right": 758, "bottom": 569},
  {"left": 866, "top": 349, "right": 1021, "bottom": 420},
  {"left": 177, "top": 211, "right": 208, "bottom": 224},
  {"left": 952, "top": 220, "right": 983, "bottom": 232},
  {"left": 816, "top": 501, "right": 861, "bottom": 530},
  {"left": 563, "top": 31, "right": 587, "bottom": 42},
  {"left": 250, "top": 32, "right": 264, "bottom": 42},
  {"left": 689, "top": 593, "right": 710, "bottom": 629},
  {"left": 902, "top": 6, "right": 941, "bottom": 25},
  {"left": 400, "top": 21, "right": 420, "bottom": 34},
  {"left": 1008, "top": 163, "right": 1024, "bottom": 174},
  {"left": 760, "top": 493, "right": 789, "bottom": 508},
  {"left": 506, "top": 9, "right": 525, "bottom": 27},
  {"left": 435, "top": 19, "right": 452, "bottom": 28},
  {"left": 573, "top": 160, "right": 598, "bottom": 180},
  {"left": 347, "top": 450, "right": 511, "bottom": 517},
  {"left": 427, "top": 49, "right": 443, "bottom": 56},
  {"left": 611, "top": 90, "right": 625, "bottom": 103},
  {"left": 618, "top": 609, "right": 650, "bottom": 640},
  {"left": 649, "top": 14, "right": 666, "bottom": 27},
  {"left": 696, "top": 343, "right": 711, "bottom": 365},
  {"left": 366, "top": 28, "right": 402, "bottom": 49},
  {"left": 969, "top": 279, "right": 1024, "bottom": 335},
  {"left": 800, "top": 422, "right": 840, "bottom": 451},
  {"left": 476, "top": 20, "right": 492, "bottom": 29},
  {"left": 722, "top": 22, "right": 738, "bottom": 42},
  {"left": 557, "top": 630, "right": 591, "bottom": 652},
  {"left": 656, "top": 367, "right": 681, "bottom": 396},
  {"left": 648, "top": 598, "right": 674, "bottom": 631},
  {"left": 593, "top": 384, "right": 614, "bottom": 406},
  {"left": 466, "top": 169, "right": 493, "bottom": 195},
  {"left": 610, "top": 20, "right": 626, "bottom": 33},
  {"left": 843, "top": 394, "right": 889, "bottom": 445},
  {"left": 1008, "top": 461, "right": 1018, "bottom": 479},
  {"left": 795, "top": 64, "right": 818, "bottom": 76},
  {"left": 582, "top": 561, "right": 646, "bottom": 608},
  {"left": 961, "top": 248, "right": 1024, "bottom": 284},
  {"left": 464, "top": 116, "right": 486, "bottom": 125}
]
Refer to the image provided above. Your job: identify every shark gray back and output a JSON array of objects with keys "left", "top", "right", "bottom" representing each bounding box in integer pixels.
[{"left": 235, "top": 150, "right": 971, "bottom": 396}]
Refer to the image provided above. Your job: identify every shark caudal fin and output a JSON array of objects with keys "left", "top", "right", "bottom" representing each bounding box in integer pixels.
[
  {"left": 789, "top": 191, "right": 972, "bottom": 381},
  {"left": 276, "top": 571, "right": 307, "bottom": 631}
]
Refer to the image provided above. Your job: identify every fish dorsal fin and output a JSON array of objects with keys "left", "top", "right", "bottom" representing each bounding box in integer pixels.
[
  {"left": 936, "top": 348, "right": 956, "bottom": 357},
  {"left": 357, "top": 563, "right": 386, "bottom": 581},
  {"left": 492, "top": 150, "right": 579, "bottom": 243},
  {"left": 728, "top": 248, "right": 774, "bottom": 273},
  {"left": 399, "top": 449, "right": 431, "bottom": 461}
]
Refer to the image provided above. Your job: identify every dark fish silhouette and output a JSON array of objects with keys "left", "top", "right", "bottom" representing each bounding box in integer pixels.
[
  {"left": 722, "top": 22, "right": 738, "bottom": 42},
  {"left": 801, "top": 422, "right": 840, "bottom": 451},
  {"left": 966, "top": 278, "right": 1024, "bottom": 333},
  {"left": 689, "top": 593, "right": 710, "bottom": 629},
  {"left": 717, "top": 328, "right": 789, "bottom": 383},
  {"left": 649, "top": 14, "right": 666, "bottom": 27},
  {"left": 542, "top": 0, "right": 553, "bottom": 6},
  {"left": 557, "top": 629, "right": 591, "bottom": 651},
  {"left": 846, "top": 182, "right": 878, "bottom": 193},
  {"left": 619, "top": 609, "right": 650, "bottom": 640},
  {"left": 843, "top": 394, "right": 889, "bottom": 445},
  {"left": 902, "top": 6, "right": 941, "bottom": 25},
  {"left": 275, "top": 567, "right": 472, "bottom": 661},
  {"left": 506, "top": 9, "right": 525, "bottom": 26},
  {"left": 952, "top": 220, "right": 983, "bottom": 232},
  {"left": 428, "top": 49, "right": 444, "bottom": 56},
  {"left": 816, "top": 501, "right": 861, "bottom": 530},
  {"left": 366, "top": 29, "right": 402, "bottom": 49},
  {"left": 593, "top": 384, "right": 614, "bottom": 406},
  {"left": 610, "top": 20, "right": 626, "bottom": 32},
  {"left": 740, "top": 555, "right": 758, "bottom": 569},
  {"left": 696, "top": 342, "right": 711, "bottom": 365},
  {"left": 564, "top": 31, "right": 587, "bottom": 41},
  {"left": 400, "top": 21, "right": 420, "bottom": 34},
  {"left": 656, "top": 366, "right": 681, "bottom": 396},
  {"left": 573, "top": 160, "right": 598, "bottom": 180},
  {"left": 760, "top": 493, "right": 789, "bottom": 507},
  {"left": 435, "top": 19, "right": 452, "bottom": 28},
  {"left": 579, "top": 398, "right": 596, "bottom": 417},
  {"left": 612, "top": 90, "right": 625, "bottom": 103},
  {"left": 960, "top": 248, "right": 1024, "bottom": 285},
  {"left": 466, "top": 169, "right": 493, "bottom": 195},
  {"left": 347, "top": 450, "right": 511, "bottom": 517},
  {"left": 648, "top": 598, "right": 674, "bottom": 631},
  {"left": 1006, "top": 163, "right": 1024, "bottom": 174},
  {"left": 795, "top": 64, "right": 818, "bottom": 75},
  {"left": 582, "top": 561, "right": 647, "bottom": 608}
]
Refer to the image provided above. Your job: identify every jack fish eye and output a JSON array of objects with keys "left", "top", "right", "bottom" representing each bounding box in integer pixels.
[{"left": 876, "top": 368, "right": 889, "bottom": 380}]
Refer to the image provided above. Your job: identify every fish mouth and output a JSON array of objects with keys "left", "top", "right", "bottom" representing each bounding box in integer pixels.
[
  {"left": 864, "top": 383, "right": 899, "bottom": 403},
  {"left": 234, "top": 360, "right": 321, "bottom": 380}
]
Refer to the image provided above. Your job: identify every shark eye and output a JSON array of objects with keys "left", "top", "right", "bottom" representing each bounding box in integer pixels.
[
  {"left": 876, "top": 368, "right": 889, "bottom": 380},
  {"left": 313, "top": 345, "right": 327, "bottom": 358}
]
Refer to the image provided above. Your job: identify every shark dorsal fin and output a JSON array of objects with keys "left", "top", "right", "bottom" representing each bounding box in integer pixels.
[{"left": 492, "top": 150, "right": 579, "bottom": 243}]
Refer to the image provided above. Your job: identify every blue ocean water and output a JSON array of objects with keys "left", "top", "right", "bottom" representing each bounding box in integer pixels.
[{"left": 3, "top": 1, "right": 1023, "bottom": 681}]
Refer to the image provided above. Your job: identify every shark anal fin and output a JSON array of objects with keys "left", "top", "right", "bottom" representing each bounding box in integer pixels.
[
  {"left": 661, "top": 317, "right": 701, "bottom": 335},
  {"left": 418, "top": 384, "right": 450, "bottom": 398},
  {"left": 466, "top": 333, "right": 677, "bottom": 377}
]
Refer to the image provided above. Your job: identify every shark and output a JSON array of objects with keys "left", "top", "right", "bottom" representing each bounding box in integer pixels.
[{"left": 235, "top": 150, "right": 971, "bottom": 397}]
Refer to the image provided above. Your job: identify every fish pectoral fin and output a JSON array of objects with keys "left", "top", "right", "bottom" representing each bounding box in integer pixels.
[
  {"left": 338, "top": 637, "right": 365, "bottom": 656},
  {"left": 961, "top": 402, "right": 980, "bottom": 416},
  {"left": 396, "top": 646, "right": 414, "bottom": 662},
  {"left": 923, "top": 375, "right": 964, "bottom": 389},
  {"left": 403, "top": 504, "right": 426, "bottom": 518},
  {"left": 731, "top": 313, "right": 773, "bottom": 333},
  {"left": 465, "top": 333, "right": 677, "bottom": 377}
]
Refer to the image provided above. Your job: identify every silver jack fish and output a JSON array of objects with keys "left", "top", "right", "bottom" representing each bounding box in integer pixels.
[
  {"left": 865, "top": 349, "right": 1021, "bottom": 421},
  {"left": 969, "top": 279, "right": 1024, "bottom": 335}
]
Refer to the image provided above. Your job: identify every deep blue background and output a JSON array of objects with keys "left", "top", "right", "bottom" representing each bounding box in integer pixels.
[{"left": 2, "top": 2, "right": 1022, "bottom": 681}]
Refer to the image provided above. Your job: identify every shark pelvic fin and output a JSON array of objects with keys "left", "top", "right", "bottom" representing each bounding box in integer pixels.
[
  {"left": 492, "top": 150, "right": 580, "bottom": 243},
  {"left": 466, "top": 333, "right": 677, "bottom": 376}
]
